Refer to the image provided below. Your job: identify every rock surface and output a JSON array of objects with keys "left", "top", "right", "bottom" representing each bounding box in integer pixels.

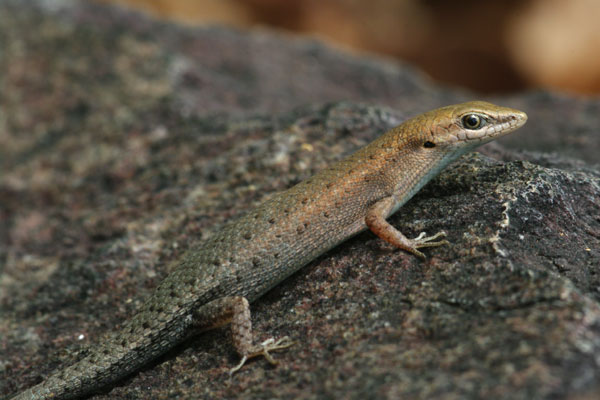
[{"left": 1, "top": 1, "right": 599, "bottom": 399}]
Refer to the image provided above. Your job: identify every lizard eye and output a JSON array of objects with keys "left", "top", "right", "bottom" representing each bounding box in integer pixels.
[
  {"left": 462, "top": 114, "right": 484, "bottom": 130},
  {"left": 423, "top": 141, "right": 435, "bottom": 148}
]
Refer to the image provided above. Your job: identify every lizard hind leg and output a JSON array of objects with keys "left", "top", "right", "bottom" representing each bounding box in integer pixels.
[{"left": 191, "top": 296, "right": 294, "bottom": 374}]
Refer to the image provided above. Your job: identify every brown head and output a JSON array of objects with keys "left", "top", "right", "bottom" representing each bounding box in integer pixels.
[
  {"left": 404, "top": 100, "right": 527, "bottom": 153},
  {"left": 371, "top": 101, "right": 528, "bottom": 209}
]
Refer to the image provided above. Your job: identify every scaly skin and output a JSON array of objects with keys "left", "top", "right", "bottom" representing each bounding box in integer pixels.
[{"left": 10, "top": 101, "right": 527, "bottom": 399}]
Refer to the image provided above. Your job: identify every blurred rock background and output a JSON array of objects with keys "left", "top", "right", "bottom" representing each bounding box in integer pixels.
[{"left": 98, "top": 0, "right": 600, "bottom": 95}]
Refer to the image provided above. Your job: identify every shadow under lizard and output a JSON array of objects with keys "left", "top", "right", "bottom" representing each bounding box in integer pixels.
[{"left": 10, "top": 101, "right": 527, "bottom": 399}]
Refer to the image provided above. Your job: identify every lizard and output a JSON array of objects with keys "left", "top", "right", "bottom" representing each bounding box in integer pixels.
[{"left": 8, "top": 101, "right": 527, "bottom": 399}]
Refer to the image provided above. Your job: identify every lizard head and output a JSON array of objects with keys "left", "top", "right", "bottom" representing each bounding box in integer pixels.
[
  {"left": 417, "top": 101, "right": 528, "bottom": 152},
  {"left": 378, "top": 101, "right": 527, "bottom": 200}
]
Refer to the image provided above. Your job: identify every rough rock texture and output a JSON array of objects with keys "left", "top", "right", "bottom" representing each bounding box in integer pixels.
[{"left": 1, "top": 1, "right": 599, "bottom": 399}]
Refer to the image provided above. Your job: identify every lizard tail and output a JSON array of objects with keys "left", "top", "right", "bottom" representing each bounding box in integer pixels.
[{"left": 10, "top": 308, "right": 194, "bottom": 400}]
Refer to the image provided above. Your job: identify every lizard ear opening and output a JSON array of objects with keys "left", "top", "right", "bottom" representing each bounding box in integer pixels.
[{"left": 423, "top": 141, "right": 436, "bottom": 148}]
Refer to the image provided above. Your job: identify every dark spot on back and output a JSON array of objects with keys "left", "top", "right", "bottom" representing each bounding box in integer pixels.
[{"left": 243, "top": 232, "right": 251, "bottom": 240}]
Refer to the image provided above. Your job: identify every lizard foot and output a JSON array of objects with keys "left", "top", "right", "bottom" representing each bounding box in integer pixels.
[
  {"left": 230, "top": 336, "right": 295, "bottom": 374},
  {"left": 412, "top": 231, "right": 448, "bottom": 247},
  {"left": 408, "top": 231, "right": 450, "bottom": 259}
]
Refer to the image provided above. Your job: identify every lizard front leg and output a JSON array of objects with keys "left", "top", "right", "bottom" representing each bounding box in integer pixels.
[
  {"left": 366, "top": 196, "right": 449, "bottom": 259},
  {"left": 192, "top": 296, "right": 294, "bottom": 373}
]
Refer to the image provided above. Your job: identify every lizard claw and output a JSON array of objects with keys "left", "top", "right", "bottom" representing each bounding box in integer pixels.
[
  {"left": 406, "top": 231, "right": 449, "bottom": 259},
  {"left": 411, "top": 231, "right": 449, "bottom": 248},
  {"left": 229, "top": 336, "right": 295, "bottom": 374}
]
